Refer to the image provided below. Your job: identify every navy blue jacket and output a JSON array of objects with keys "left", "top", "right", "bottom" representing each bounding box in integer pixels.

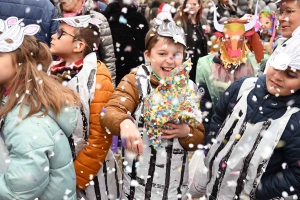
[
  {"left": 208, "top": 75, "right": 300, "bottom": 199},
  {"left": 0, "top": 0, "right": 59, "bottom": 45}
]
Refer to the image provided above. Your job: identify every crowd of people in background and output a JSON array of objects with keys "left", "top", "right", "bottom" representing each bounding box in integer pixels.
[{"left": 1, "top": 0, "right": 300, "bottom": 199}]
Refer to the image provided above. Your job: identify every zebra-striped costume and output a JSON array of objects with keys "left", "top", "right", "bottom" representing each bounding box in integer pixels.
[
  {"left": 121, "top": 64, "right": 193, "bottom": 200},
  {"left": 205, "top": 77, "right": 299, "bottom": 200},
  {"left": 49, "top": 52, "right": 121, "bottom": 200}
]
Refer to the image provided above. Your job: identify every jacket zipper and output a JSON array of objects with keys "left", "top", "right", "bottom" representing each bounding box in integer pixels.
[{"left": 248, "top": 94, "right": 270, "bottom": 123}]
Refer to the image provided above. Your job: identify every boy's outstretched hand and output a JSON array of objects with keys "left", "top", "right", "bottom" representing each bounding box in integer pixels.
[
  {"left": 161, "top": 123, "right": 191, "bottom": 139},
  {"left": 120, "top": 119, "right": 143, "bottom": 155}
]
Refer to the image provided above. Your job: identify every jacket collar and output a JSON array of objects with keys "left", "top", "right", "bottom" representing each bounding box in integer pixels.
[{"left": 150, "top": 73, "right": 160, "bottom": 87}]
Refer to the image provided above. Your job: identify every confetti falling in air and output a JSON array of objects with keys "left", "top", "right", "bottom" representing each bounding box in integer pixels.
[
  {"left": 143, "top": 60, "right": 202, "bottom": 150},
  {"left": 25, "top": 7, "right": 31, "bottom": 13},
  {"left": 119, "top": 15, "right": 127, "bottom": 24},
  {"left": 282, "top": 191, "right": 288, "bottom": 197},
  {"left": 93, "top": 43, "right": 98, "bottom": 51}
]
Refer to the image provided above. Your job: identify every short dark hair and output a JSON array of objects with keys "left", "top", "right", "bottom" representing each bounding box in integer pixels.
[{"left": 74, "top": 24, "right": 101, "bottom": 56}]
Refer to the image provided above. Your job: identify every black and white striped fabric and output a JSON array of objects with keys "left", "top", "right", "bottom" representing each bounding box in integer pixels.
[
  {"left": 83, "top": 150, "right": 122, "bottom": 200},
  {"left": 205, "top": 78, "right": 299, "bottom": 199},
  {"left": 121, "top": 64, "right": 190, "bottom": 200},
  {"left": 49, "top": 53, "right": 122, "bottom": 200}
]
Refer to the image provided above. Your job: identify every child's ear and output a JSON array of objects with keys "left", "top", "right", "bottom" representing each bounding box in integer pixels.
[
  {"left": 73, "top": 41, "right": 86, "bottom": 53},
  {"left": 144, "top": 50, "right": 150, "bottom": 63}
]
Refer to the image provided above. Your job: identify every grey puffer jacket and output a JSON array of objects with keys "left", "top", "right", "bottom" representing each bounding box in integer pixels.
[{"left": 55, "top": 0, "right": 116, "bottom": 86}]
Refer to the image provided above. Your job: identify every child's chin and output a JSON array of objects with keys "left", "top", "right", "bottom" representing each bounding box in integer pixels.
[
  {"left": 49, "top": 49, "right": 56, "bottom": 54},
  {"left": 163, "top": 71, "right": 172, "bottom": 77}
]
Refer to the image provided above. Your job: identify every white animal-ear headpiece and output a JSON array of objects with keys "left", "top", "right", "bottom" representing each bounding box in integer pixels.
[
  {"left": 269, "top": 35, "right": 300, "bottom": 71},
  {"left": 0, "top": 17, "right": 19, "bottom": 33},
  {"left": 0, "top": 17, "right": 40, "bottom": 53},
  {"left": 53, "top": 15, "right": 102, "bottom": 28}
]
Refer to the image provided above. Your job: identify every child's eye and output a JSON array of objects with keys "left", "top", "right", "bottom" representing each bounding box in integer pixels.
[
  {"left": 158, "top": 53, "right": 166, "bottom": 56},
  {"left": 286, "top": 71, "right": 298, "bottom": 78},
  {"left": 174, "top": 53, "right": 183, "bottom": 59}
]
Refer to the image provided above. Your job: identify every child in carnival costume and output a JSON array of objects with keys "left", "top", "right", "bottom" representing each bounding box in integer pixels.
[
  {"left": 258, "top": 10, "right": 283, "bottom": 71},
  {"left": 259, "top": 10, "right": 280, "bottom": 54},
  {"left": 199, "top": 28, "right": 300, "bottom": 200},
  {"left": 101, "top": 18, "right": 205, "bottom": 199},
  {"left": 143, "top": 59, "right": 203, "bottom": 150},
  {"left": 48, "top": 15, "right": 120, "bottom": 200},
  {"left": 0, "top": 17, "right": 80, "bottom": 199},
  {"left": 195, "top": 1, "right": 264, "bottom": 142}
]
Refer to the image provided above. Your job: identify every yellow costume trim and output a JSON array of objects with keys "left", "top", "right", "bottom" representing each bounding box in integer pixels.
[{"left": 224, "top": 23, "right": 245, "bottom": 32}]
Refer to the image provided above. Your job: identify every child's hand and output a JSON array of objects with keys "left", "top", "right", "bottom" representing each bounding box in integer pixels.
[
  {"left": 161, "top": 123, "right": 190, "bottom": 139},
  {"left": 120, "top": 119, "right": 143, "bottom": 155},
  {"left": 263, "top": 43, "right": 273, "bottom": 55}
]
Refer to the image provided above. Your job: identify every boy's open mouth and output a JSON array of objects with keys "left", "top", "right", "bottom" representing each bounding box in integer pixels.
[{"left": 162, "top": 67, "right": 173, "bottom": 72}]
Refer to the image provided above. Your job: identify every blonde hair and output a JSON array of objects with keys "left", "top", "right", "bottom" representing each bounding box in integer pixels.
[{"left": 0, "top": 35, "right": 81, "bottom": 119}]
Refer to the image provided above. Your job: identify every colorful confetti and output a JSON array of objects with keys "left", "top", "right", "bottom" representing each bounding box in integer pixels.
[{"left": 143, "top": 60, "right": 202, "bottom": 149}]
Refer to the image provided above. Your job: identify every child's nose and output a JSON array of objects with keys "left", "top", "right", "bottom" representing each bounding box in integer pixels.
[
  {"left": 166, "top": 56, "right": 175, "bottom": 64},
  {"left": 51, "top": 33, "right": 57, "bottom": 40},
  {"left": 274, "top": 71, "right": 283, "bottom": 80}
]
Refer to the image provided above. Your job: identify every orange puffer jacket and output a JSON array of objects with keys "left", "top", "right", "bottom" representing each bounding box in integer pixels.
[
  {"left": 101, "top": 67, "right": 205, "bottom": 151},
  {"left": 74, "top": 61, "right": 114, "bottom": 189}
]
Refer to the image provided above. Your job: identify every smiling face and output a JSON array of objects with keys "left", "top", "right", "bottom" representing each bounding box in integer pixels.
[
  {"left": 144, "top": 37, "right": 184, "bottom": 80},
  {"left": 279, "top": 0, "right": 300, "bottom": 38},
  {"left": 266, "top": 66, "right": 300, "bottom": 96},
  {"left": 260, "top": 17, "right": 272, "bottom": 35}
]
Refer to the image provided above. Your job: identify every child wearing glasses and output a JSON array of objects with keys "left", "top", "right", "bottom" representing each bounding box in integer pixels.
[
  {"left": 49, "top": 15, "right": 120, "bottom": 200},
  {"left": 200, "top": 32, "right": 300, "bottom": 199},
  {"left": 101, "top": 18, "right": 205, "bottom": 199},
  {"left": 0, "top": 17, "right": 80, "bottom": 199}
]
